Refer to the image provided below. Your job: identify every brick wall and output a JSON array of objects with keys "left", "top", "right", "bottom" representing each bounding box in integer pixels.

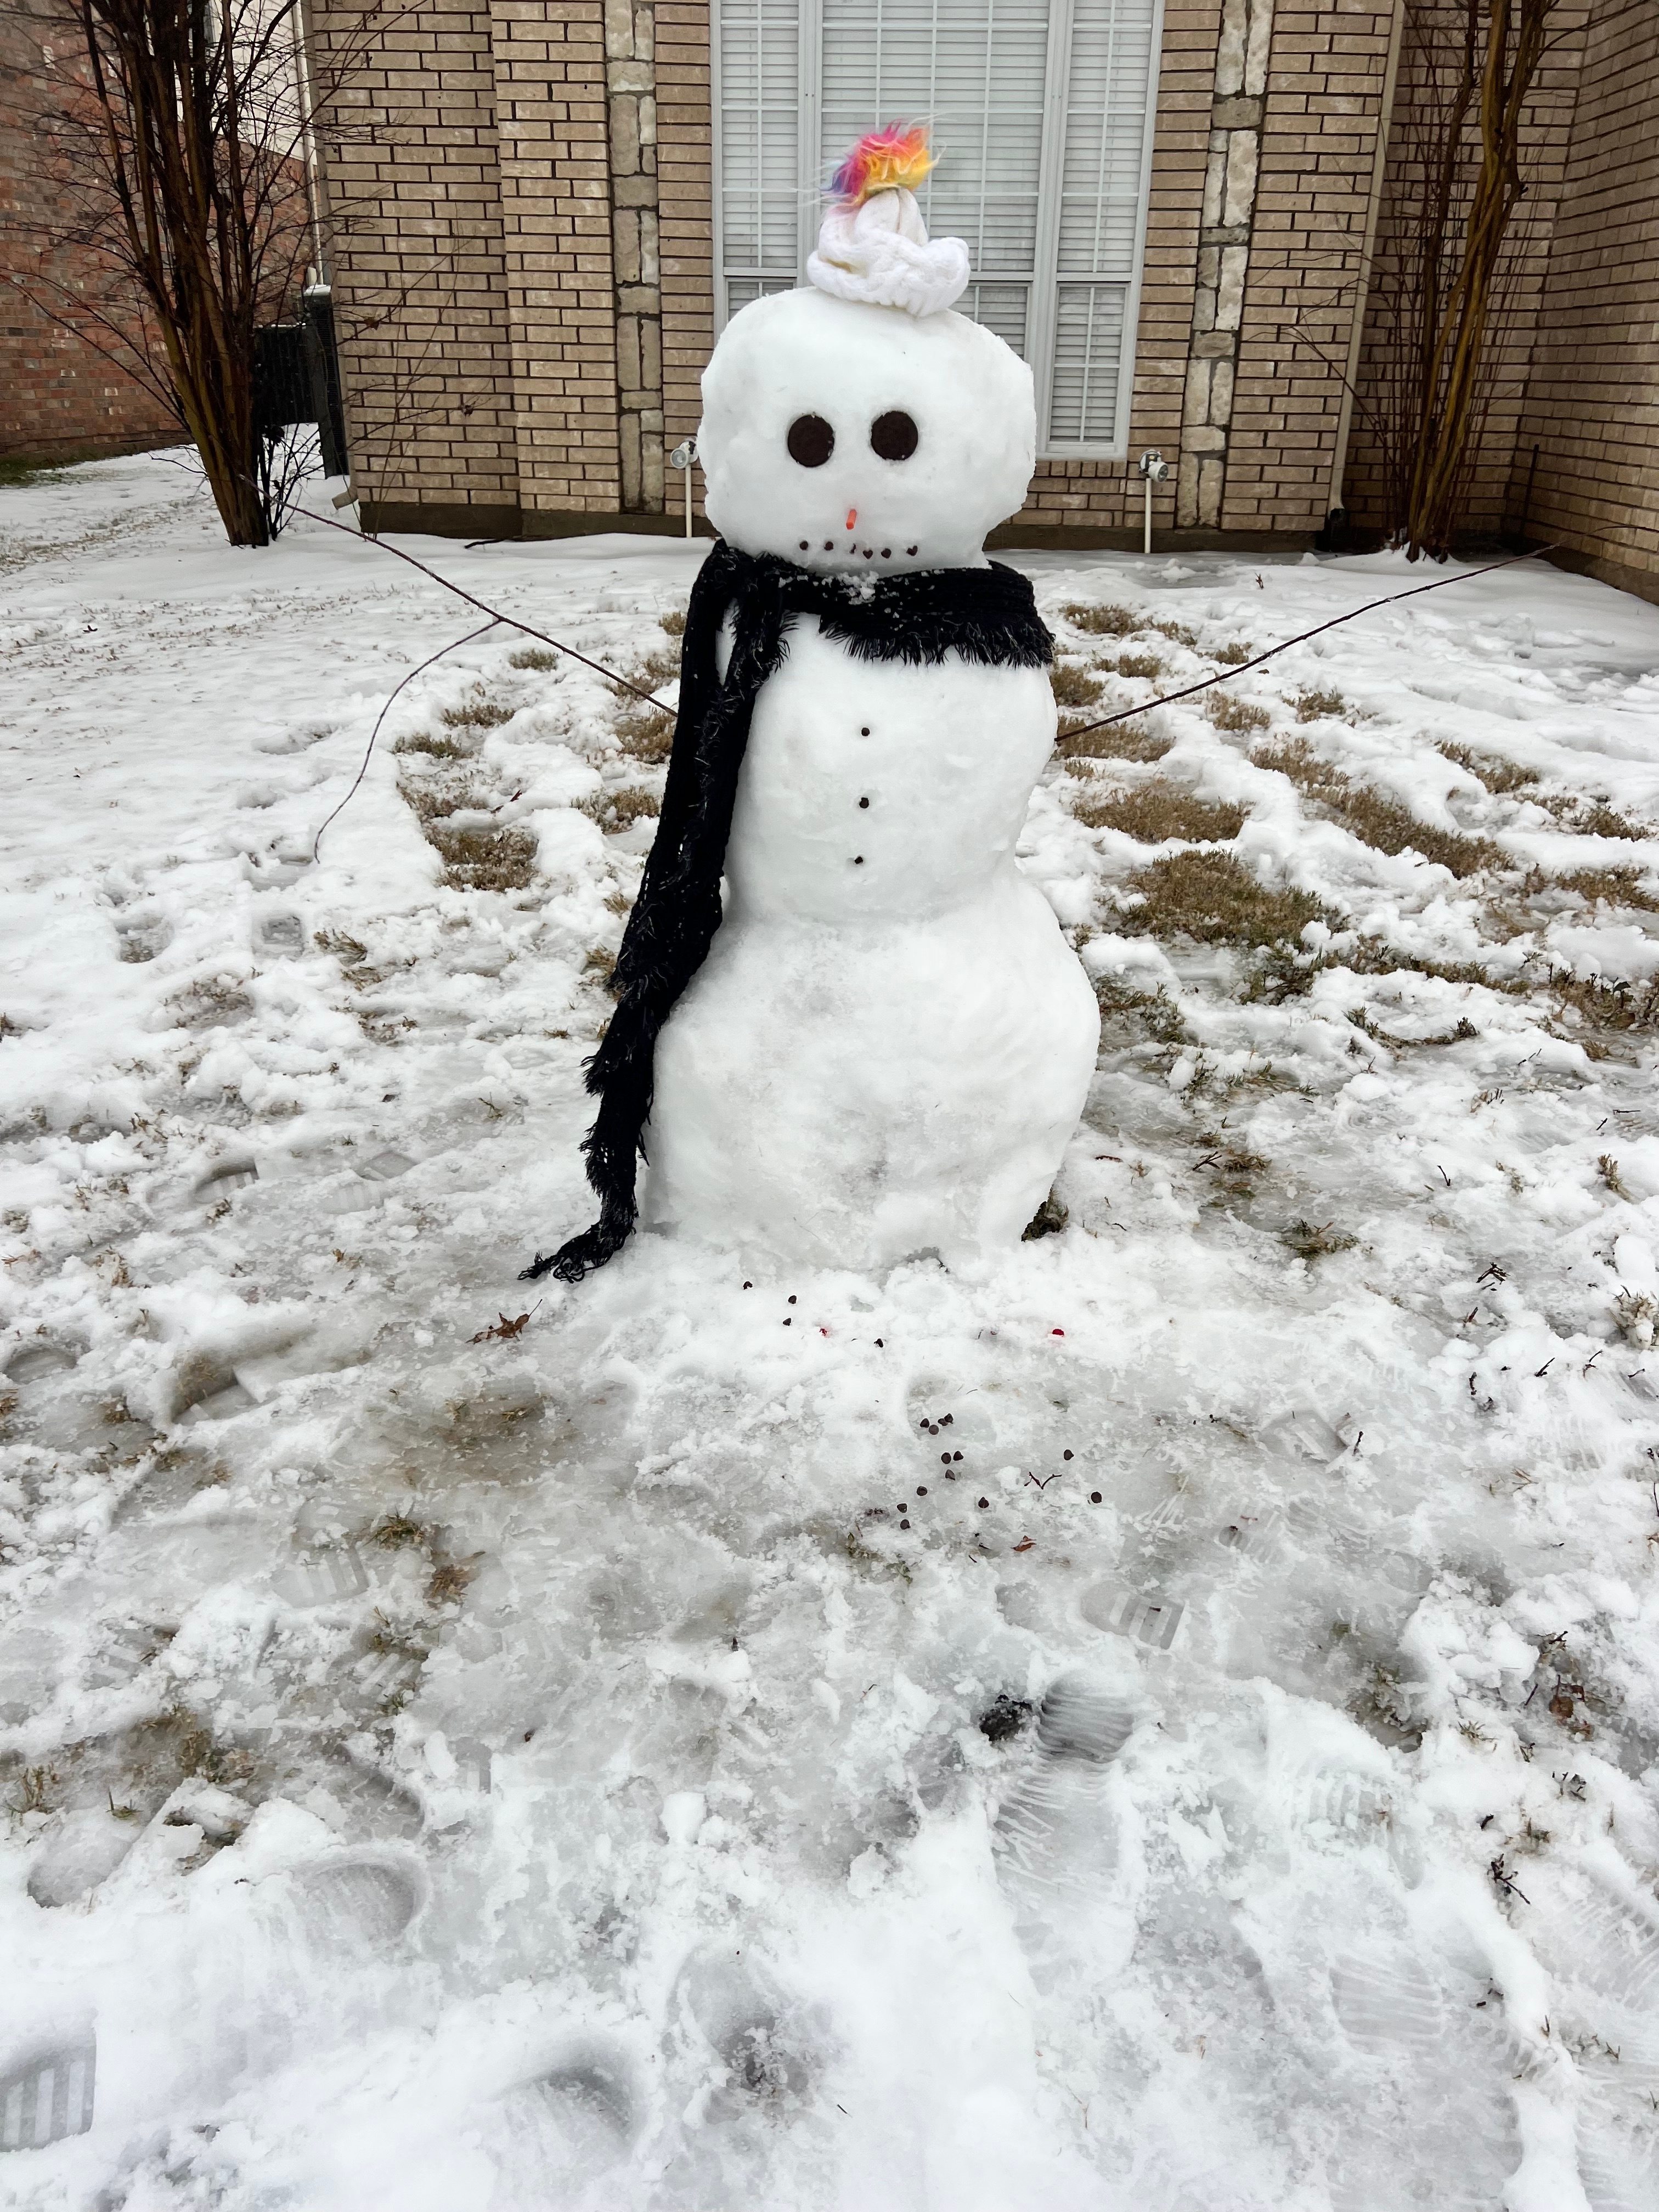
[
  {"left": 1513, "top": 4, "right": 1659, "bottom": 600},
  {"left": 312, "top": 0, "right": 521, "bottom": 526},
  {"left": 1, "top": 0, "right": 179, "bottom": 463},
  {"left": 1344, "top": 1, "right": 1590, "bottom": 546},
  {"left": 319, "top": 0, "right": 1435, "bottom": 549}
]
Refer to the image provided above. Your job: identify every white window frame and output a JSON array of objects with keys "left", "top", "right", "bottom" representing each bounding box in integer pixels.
[{"left": 709, "top": 0, "right": 1165, "bottom": 460}]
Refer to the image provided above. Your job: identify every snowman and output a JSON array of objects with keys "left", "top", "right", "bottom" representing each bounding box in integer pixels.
[{"left": 525, "top": 127, "right": 1099, "bottom": 1283}]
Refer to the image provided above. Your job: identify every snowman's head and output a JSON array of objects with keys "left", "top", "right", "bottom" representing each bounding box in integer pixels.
[{"left": 697, "top": 166, "right": 1035, "bottom": 575}]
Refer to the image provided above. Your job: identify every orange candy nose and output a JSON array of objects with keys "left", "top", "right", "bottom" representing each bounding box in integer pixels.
[{"left": 845, "top": 508, "right": 857, "bottom": 530}]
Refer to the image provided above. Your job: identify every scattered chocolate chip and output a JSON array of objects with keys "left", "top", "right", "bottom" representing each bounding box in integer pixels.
[
  {"left": 875, "top": 1338, "right": 884, "bottom": 1347},
  {"left": 1090, "top": 1491, "right": 1102, "bottom": 1504},
  {"left": 860, "top": 725, "right": 871, "bottom": 736},
  {"left": 1063, "top": 1450, "right": 1073, "bottom": 1460},
  {"left": 853, "top": 855, "right": 864, "bottom": 865},
  {"left": 978, "top": 1692, "right": 1032, "bottom": 1743},
  {"left": 906, "top": 545, "right": 917, "bottom": 556},
  {"left": 919, "top": 1420, "right": 929, "bottom": 1431},
  {"left": 978, "top": 1497, "right": 989, "bottom": 1509},
  {"left": 899, "top": 1518, "right": 911, "bottom": 1530},
  {"left": 881, "top": 548, "right": 891, "bottom": 558},
  {"left": 941, "top": 1453, "right": 951, "bottom": 1464},
  {"left": 859, "top": 795, "right": 870, "bottom": 808},
  {"left": 783, "top": 1317, "right": 792, "bottom": 1326},
  {"left": 896, "top": 1503, "right": 908, "bottom": 1514},
  {"left": 952, "top": 1451, "right": 963, "bottom": 1462},
  {"left": 940, "top": 1415, "right": 953, "bottom": 1426},
  {"left": 799, "top": 540, "right": 809, "bottom": 550},
  {"left": 916, "top": 1485, "right": 927, "bottom": 1496},
  {"left": 787, "top": 1294, "right": 797, "bottom": 1304},
  {"left": 823, "top": 540, "right": 834, "bottom": 550},
  {"left": 743, "top": 1281, "right": 752, "bottom": 1289}
]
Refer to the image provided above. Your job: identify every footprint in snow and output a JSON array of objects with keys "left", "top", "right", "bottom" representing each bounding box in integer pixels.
[
  {"left": 279, "top": 1852, "right": 426, "bottom": 1951},
  {"left": 992, "top": 1673, "right": 1139, "bottom": 1992},
  {"left": 1326, "top": 1940, "right": 1519, "bottom": 2211},
  {"left": 497, "top": 2045, "right": 639, "bottom": 2185},
  {"left": 673, "top": 1947, "right": 816, "bottom": 2114},
  {"left": 1522, "top": 1871, "right": 1659, "bottom": 2211},
  {"left": 0, "top": 2029, "right": 97, "bottom": 2152}
]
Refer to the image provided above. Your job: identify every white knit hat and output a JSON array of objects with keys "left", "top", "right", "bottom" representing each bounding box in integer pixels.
[{"left": 806, "top": 127, "right": 971, "bottom": 318}]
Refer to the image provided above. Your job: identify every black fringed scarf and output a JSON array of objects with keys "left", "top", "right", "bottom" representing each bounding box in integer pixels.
[{"left": 522, "top": 538, "right": 1053, "bottom": 1283}]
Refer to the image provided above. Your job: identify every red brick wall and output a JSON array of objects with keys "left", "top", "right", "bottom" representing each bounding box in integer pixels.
[{"left": 0, "top": 0, "right": 179, "bottom": 462}]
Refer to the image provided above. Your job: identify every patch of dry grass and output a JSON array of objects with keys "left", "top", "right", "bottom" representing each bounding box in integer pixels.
[
  {"left": 1057, "top": 719, "right": 1172, "bottom": 764},
  {"left": 581, "top": 785, "right": 660, "bottom": 835},
  {"left": 1094, "top": 974, "right": 1190, "bottom": 1046},
  {"left": 401, "top": 780, "right": 481, "bottom": 826},
  {"left": 659, "top": 609, "right": 687, "bottom": 637},
  {"left": 1207, "top": 692, "right": 1272, "bottom": 734},
  {"left": 1282, "top": 1217, "right": 1358, "bottom": 1259},
  {"left": 1438, "top": 741, "right": 1539, "bottom": 794},
  {"left": 1051, "top": 663, "right": 1105, "bottom": 709},
  {"left": 1294, "top": 688, "right": 1347, "bottom": 723},
  {"left": 1257, "top": 737, "right": 1501, "bottom": 877},
  {"left": 441, "top": 694, "right": 515, "bottom": 731},
  {"left": 427, "top": 823, "right": 539, "bottom": 892},
  {"left": 617, "top": 706, "right": 676, "bottom": 763},
  {"left": 1097, "top": 651, "right": 1164, "bottom": 679},
  {"left": 615, "top": 648, "right": 680, "bottom": 697},
  {"left": 1073, "top": 783, "right": 1246, "bottom": 844},
  {"left": 1151, "top": 618, "right": 1198, "bottom": 649},
  {"left": 396, "top": 731, "right": 472, "bottom": 760},
  {"left": 1547, "top": 970, "right": 1659, "bottom": 1038},
  {"left": 1213, "top": 641, "right": 1254, "bottom": 667},
  {"left": 1062, "top": 601, "right": 1142, "bottom": 638},
  {"left": 1114, "top": 849, "right": 1329, "bottom": 949},
  {"left": 1547, "top": 866, "right": 1659, "bottom": 913},
  {"left": 1562, "top": 800, "right": 1649, "bottom": 842},
  {"left": 583, "top": 946, "right": 619, "bottom": 993},
  {"left": 509, "top": 646, "right": 558, "bottom": 673}
]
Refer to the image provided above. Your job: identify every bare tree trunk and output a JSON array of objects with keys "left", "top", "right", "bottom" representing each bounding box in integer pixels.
[
  {"left": 1357, "top": 0, "right": 1567, "bottom": 560},
  {"left": 1401, "top": 0, "right": 1554, "bottom": 556},
  {"left": 71, "top": 0, "right": 300, "bottom": 543},
  {"left": 7, "top": 0, "right": 397, "bottom": 544}
]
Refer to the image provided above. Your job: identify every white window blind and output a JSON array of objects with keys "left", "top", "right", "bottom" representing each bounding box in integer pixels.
[{"left": 712, "top": 0, "right": 1163, "bottom": 456}]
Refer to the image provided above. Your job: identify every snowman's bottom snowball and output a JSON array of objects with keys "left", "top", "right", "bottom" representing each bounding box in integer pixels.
[{"left": 640, "top": 872, "right": 1100, "bottom": 1272}]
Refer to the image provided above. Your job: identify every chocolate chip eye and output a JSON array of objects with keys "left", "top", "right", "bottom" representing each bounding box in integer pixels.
[
  {"left": 787, "top": 414, "right": 834, "bottom": 467},
  {"left": 870, "top": 409, "right": 919, "bottom": 461}
]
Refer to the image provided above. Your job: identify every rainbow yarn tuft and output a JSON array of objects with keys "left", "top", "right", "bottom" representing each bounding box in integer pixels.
[{"left": 828, "top": 123, "right": 935, "bottom": 208}]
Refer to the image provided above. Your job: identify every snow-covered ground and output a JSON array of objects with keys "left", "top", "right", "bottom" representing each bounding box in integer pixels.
[{"left": 3, "top": 450, "right": 1658, "bottom": 2212}]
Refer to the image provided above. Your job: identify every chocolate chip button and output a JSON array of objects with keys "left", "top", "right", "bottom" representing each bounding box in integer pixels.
[
  {"left": 860, "top": 725, "right": 871, "bottom": 736},
  {"left": 859, "top": 796, "right": 870, "bottom": 809},
  {"left": 853, "top": 855, "right": 864, "bottom": 865}
]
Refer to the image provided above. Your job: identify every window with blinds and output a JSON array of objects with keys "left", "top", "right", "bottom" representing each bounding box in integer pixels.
[{"left": 712, "top": 0, "right": 1163, "bottom": 456}]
